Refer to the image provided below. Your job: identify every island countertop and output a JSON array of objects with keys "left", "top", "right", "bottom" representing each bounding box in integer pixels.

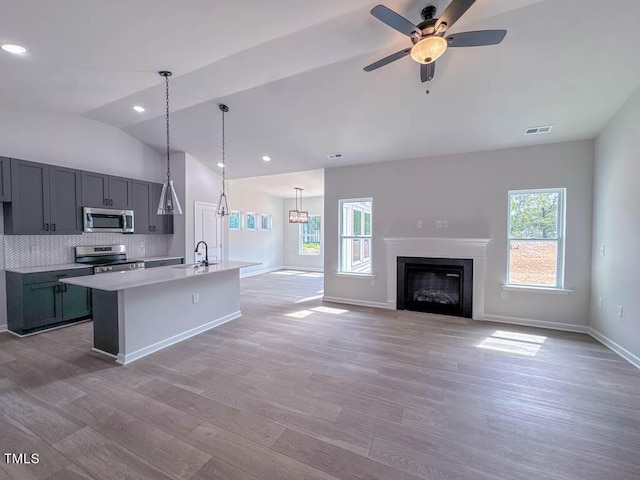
[{"left": 60, "top": 261, "right": 259, "bottom": 291}]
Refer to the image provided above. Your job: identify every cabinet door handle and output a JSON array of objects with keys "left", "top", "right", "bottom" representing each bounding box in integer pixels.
[
  {"left": 104, "top": 198, "right": 108, "bottom": 205},
  {"left": 54, "top": 285, "right": 61, "bottom": 293},
  {"left": 52, "top": 223, "right": 56, "bottom": 231},
  {"left": 44, "top": 223, "right": 50, "bottom": 231},
  {"left": 149, "top": 226, "right": 153, "bottom": 232},
  {"left": 110, "top": 199, "right": 114, "bottom": 206},
  {"left": 62, "top": 284, "right": 68, "bottom": 292}
]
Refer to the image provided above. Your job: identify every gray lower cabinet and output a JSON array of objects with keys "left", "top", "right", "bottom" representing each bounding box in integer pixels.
[
  {"left": 144, "top": 258, "right": 184, "bottom": 269},
  {"left": 133, "top": 180, "right": 173, "bottom": 234},
  {"left": 3, "top": 159, "right": 82, "bottom": 235},
  {"left": 0, "top": 157, "right": 11, "bottom": 202},
  {"left": 6, "top": 268, "right": 93, "bottom": 335}
]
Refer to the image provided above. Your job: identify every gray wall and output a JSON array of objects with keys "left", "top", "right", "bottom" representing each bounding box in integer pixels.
[
  {"left": 324, "top": 139, "right": 594, "bottom": 327},
  {"left": 228, "top": 183, "right": 284, "bottom": 276},
  {"left": 591, "top": 85, "right": 640, "bottom": 362},
  {"left": 283, "top": 196, "right": 324, "bottom": 270}
]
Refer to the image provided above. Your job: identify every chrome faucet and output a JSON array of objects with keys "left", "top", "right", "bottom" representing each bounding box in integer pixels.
[{"left": 195, "top": 241, "right": 209, "bottom": 266}]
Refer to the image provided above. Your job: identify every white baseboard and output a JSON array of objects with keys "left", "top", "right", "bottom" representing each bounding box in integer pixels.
[
  {"left": 283, "top": 266, "right": 324, "bottom": 273},
  {"left": 588, "top": 327, "right": 640, "bottom": 370},
  {"left": 116, "top": 311, "right": 241, "bottom": 365},
  {"left": 240, "top": 266, "right": 284, "bottom": 278},
  {"left": 323, "top": 296, "right": 394, "bottom": 310},
  {"left": 0, "top": 324, "right": 6, "bottom": 334},
  {"left": 481, "top": 314, "right": 588, "bottom": 333}
]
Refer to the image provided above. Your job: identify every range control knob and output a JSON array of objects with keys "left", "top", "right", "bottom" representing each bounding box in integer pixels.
[{"left": 107, "top": 266, "right": 113, "bottom": 271}]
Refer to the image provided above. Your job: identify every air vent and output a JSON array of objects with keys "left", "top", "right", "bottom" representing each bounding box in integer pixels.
[
  {"left": 524, "top": 125, "right": 554, "bottom": 136},
  {"left": 326, "top": 153, "right": 344, "bottom": 160}
]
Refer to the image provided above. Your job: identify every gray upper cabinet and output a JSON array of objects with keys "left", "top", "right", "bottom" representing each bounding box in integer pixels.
[
  {"left": 4, "top": 159, "right": 51, "bottom": 234},
  {"left": 49, "top": 166, "right": 82, "bottom": 234},
  {"left": 0, "top": 157, "right": 11, "bottom": 202},
  {"left": 133, "top": 180, "right": 172, "bottom": 234},
  {"left": 3, "top": 159, "right": 82, "bottom": 235},
  {"left": 109, "top": 175, "right": 133, "bottom": 209},
  {"left": 81, "top": 172, "right": 133, "bottom": 209},
  {"left": 133, "top": 180, "right": 151, "bottom": 233}
]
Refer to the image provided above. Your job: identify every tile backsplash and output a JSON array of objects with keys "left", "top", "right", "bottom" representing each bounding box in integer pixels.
[{"left": 3, "top": 233, "right": 169, "bottom": 268}]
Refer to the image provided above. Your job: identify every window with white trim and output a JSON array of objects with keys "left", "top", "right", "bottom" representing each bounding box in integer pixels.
[
  {"left": 339, "top": 199, "right": 372, "bottom": 274},
  {"left": 299, "top": 215, "right": 321, "bottom": 255},
  {"left": 260, "top": 214, "right": 271, "bottom": 231},
  {"left": 246, "top": 212, "right": 258, "bottom": 231},
  {"left": 507, "top": 188, "right": 565, "bottom": 288},
  {"left": 229, "top": 211, "right": 242, "bottom": 231}
]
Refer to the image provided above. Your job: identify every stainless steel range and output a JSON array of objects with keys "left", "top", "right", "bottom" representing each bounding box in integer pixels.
[{"left": 75, "top": 245, "right": 144, "bottom": 274}]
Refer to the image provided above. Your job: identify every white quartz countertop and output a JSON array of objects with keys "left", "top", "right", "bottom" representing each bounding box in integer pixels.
[
  {"left": 6, "top": 264, "right": 93, "bottom": 274},
  {"left": 60, "top": 261, "right": 259, "bottom": 291}
]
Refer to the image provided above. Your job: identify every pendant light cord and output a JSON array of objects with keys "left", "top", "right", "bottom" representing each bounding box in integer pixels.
[
  {"left": 164, "top": 73, "right": 171, "bottom": 181},
  {"left": 221, "top": 105, "right": 226, "bottom": 195}
]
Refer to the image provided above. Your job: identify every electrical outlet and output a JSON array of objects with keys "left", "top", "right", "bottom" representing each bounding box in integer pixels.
[
  {"left": 598, "top": 297, "right": 603, "bottom": 309},
  {"left": 617, "top": 305, "right": 623, "bottom": 317},
  {"left": 600, "top": 245, "right": 605, "bottom": 256},
  {"left": 501, "top": 291, "right": 508, "bottom": 300},
  {"left": 436, "top": 220, "right": 442, "bottom": 228},
  {"left": 442, "top": 221, "right": 448, "bottom": 228},
  {"left": 30, "top": 245, "right": 40, "bottom": 254},
  {"left": 417, "top": 220, "right": 423, "bottom": 229},
  {"left": 192, "top": 293, "right": 199, "bottom": 304}
]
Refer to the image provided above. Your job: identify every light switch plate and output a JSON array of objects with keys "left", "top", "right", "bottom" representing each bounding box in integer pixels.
[
  {"left": 617, "top": 305, "right": 623, "bottom": 317},
  {"left": 436, "top": 220, "right": 442, "bottom": 228},
  {"left": 192, "top": 293, "right": 199, "bottom": 304}
]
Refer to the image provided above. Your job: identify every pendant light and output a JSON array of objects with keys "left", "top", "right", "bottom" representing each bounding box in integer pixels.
[
  {"left": 157, "top": 71, "right": 183, "bottom": 215},
  {"left": 288, "top": 187, "right": 309, "bottom": 224},
  {"left": 216, "top": 104, "right": 230, "bottom": 216}
]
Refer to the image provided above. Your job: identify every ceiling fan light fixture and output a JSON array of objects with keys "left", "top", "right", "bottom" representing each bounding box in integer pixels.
[{"left": 410, "top": 35, "right": 448, "bottom": 64}]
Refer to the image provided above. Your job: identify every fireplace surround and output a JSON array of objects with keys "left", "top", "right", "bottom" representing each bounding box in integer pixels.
[{"left": 383, "top": 237, "right": 490, "bottom": 319}]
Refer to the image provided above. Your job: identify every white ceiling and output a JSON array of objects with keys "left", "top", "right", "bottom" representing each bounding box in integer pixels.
[
  {"left": 2, "top": 0, "right": 640, "bottom": 179},
  {"left": 230, "top": 169, "right": 324, "bottom": 199}
]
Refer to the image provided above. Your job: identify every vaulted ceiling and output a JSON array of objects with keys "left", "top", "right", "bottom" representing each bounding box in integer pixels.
[{"left": 2, "top": 0, "right": 640, "bottom": 178}]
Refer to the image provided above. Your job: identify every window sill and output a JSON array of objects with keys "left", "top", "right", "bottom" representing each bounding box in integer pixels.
[
  {"left": 335, "top": 272, "right": 376, "bottom": 279},
  {"left": 501, "top": 284, "right": 573, "bottom": 295}
]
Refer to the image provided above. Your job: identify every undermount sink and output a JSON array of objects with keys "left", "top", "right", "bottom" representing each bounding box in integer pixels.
[{"left": 172, "top": 263, "right": 218, "bottom": 269}]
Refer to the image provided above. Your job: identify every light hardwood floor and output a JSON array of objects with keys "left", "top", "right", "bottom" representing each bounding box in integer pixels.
[{"left": 1, "top": 270, "right": 639, "bottom": 479}]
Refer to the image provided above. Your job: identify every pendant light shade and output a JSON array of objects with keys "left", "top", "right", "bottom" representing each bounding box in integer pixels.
[
  {"left": 288, "top": 187, "right": 309, "bottom": 224},
  {"left": 157, "top": 71, "right": 183, "bottom": 215},
  {"left": 216, "top": 104, "right": 231, "bottom": 216}
]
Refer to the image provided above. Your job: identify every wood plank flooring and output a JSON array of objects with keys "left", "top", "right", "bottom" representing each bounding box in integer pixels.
[{"left": 1, "top": 269, "right": 639, "bottom": 479}]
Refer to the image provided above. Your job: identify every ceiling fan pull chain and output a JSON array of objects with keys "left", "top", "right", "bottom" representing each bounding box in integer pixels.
[{"left": 426, "top": 79, "right": 430, "bottom": 95}]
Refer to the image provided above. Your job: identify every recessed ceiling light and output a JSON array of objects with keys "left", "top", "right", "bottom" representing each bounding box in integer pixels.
[
  {"left": 327, "top": 152, "right": 344, "bottom": 160},
  {"left": 217, "top": 162, "right": 225, "bottom": 168},
  {"left": 262, "top": 155, "right": 271, "bottom": 162},
  {"left": 132, "top": 105, "right": 145, "bottom": 113},
  {"left": 1, "top": 44, "right": 28, "bottom": 55}
]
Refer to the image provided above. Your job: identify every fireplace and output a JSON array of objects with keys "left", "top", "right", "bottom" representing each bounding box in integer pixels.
[{"left": 397, "top": 257, "right": 473, "bottom": 318}]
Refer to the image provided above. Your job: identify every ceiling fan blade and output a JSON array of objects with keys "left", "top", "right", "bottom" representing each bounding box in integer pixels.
[
  {"left": 364, "top": 48, "right": 411, "bottom": 72},
  {"left": 420, "top": 62, "right": 435, "bottom": 83},
  {"left": 435, "top": 0, "right": 476, "bottom": 32},
  {"left": 370, "top": 5, "right": 419, "bottom": 37},
  {"left": 447, "top": 30, "right": 507, "bottom": 47}
]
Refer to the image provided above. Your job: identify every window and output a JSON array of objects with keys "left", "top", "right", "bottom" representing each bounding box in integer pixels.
[
  {"left": 260, "top": 214, "right": 271, "bottom": 231},
  {"left": 300, "top": 215, "right": 321, "bottom": 255},
  {"left": 339, "top": 199, "right": 372, "bottom": 274},
  {"left": 229, "top": 211, "right": 242, "bottom": 231},
  {"left": 246, "top": 212, "right": 258, "bottom": 231},
  {"left": 507, "top": 188, "right": 565, "bottom": 288}
]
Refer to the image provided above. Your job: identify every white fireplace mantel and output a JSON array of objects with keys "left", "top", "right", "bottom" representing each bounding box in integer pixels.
[{"left": 383, "top": 237, "right": 491, "bottom": 319}]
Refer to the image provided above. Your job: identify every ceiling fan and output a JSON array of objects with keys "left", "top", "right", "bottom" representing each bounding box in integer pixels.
[{"left": 364, "top": 0, "right": 507, "bottom": 89}]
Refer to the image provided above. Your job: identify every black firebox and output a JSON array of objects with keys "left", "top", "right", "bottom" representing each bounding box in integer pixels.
[{"left": 397, "top": 257, "right": 473, "bottom": 318}]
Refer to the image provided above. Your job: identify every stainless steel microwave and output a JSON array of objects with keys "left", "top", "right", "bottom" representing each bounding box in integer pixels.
[{"left": 83, "top": 207, "right": 134, "bottom": 233}]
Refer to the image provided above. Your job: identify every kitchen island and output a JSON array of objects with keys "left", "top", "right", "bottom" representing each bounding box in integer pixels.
[{"left": 61, "top": 261, "right": 258, "bottom": 364}]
